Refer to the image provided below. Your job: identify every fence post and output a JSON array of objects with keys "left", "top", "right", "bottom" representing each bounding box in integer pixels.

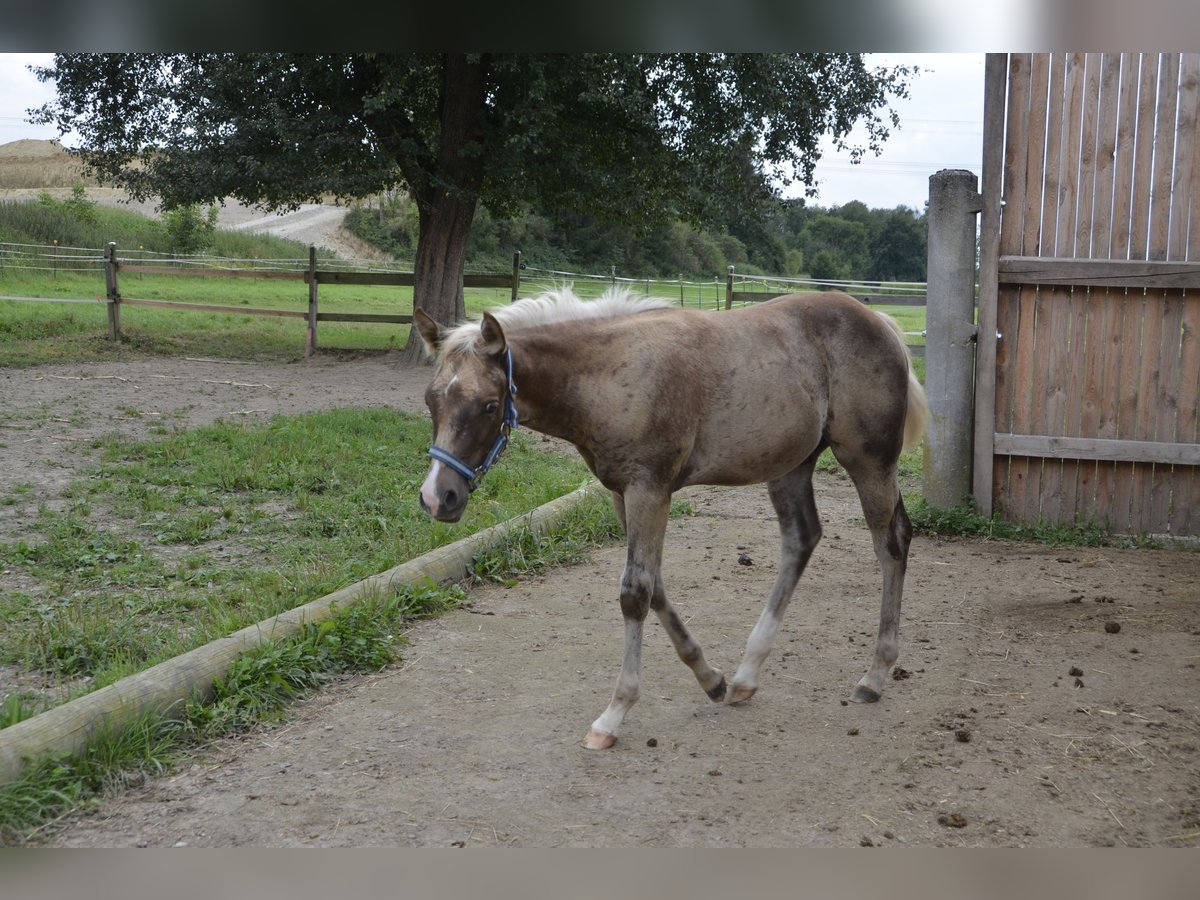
[
  {"left": 923, "top": 169, "right": 983, "bottom": 509},
  {"left": 306, "top": 245, "right": 318, "bottom": 358},
  {"left": 104, "top": 242, "right": 121, "bottom": 341},
  {"left": 610, "top": 265, "right": 616, "bottom": 287},
  {"left": 725, "top": 266, "right": 734, "bottom": 310},
  {"left": 511, "top": 250, "right": 521, "bottom": 303}
]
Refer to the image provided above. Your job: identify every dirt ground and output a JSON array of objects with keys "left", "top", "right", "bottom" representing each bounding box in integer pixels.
[
  {"left": 2, "top": 352, "right": 1199, "bottom": 848},
  {"left": 3, "top": 168, "right": 1199, "bottom": 846}
]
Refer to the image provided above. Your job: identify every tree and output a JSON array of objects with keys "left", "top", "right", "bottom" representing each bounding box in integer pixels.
[
  {"left": 868, "top": 207, "right": 927, "bottom": 282},
  {"left": 32, "top": 53, "right": 915, "bottom": 359}
]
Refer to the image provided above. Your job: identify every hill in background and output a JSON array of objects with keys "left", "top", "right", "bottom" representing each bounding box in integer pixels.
[{"left": 0, "top": 139, "right": 100, "bottom": 189}]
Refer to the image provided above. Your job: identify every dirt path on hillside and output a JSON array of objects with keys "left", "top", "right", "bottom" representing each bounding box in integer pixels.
[
  {"left": 0, "top": 187, "right": 386, "bottom": 262},
  {"left": 2, "top": 354, "right": 1198, "bottom": 848}
]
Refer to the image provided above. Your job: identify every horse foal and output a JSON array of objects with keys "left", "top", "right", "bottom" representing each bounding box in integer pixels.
[{"left": 415, "top": 287, "right": 928, "bottom": 750}]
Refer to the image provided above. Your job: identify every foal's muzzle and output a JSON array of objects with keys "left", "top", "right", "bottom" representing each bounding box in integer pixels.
[{"left": 419, "top": 460, "right": 469, "bottom": 523}]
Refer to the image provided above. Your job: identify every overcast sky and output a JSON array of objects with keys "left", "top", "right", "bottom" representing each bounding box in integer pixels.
[{"left": 0, "top": 52, "right": 984, "bottom": 212}]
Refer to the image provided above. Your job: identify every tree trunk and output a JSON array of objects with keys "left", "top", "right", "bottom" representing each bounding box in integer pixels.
[
  {"left": 402, "top": 189, "right": 479, "bottom": 363},
  {"left": 400, "top": 54, "right": 489, "bottom": 364}
]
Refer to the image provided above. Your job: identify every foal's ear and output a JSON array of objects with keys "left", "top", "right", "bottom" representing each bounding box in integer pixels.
[
  {"left": 479, "top": 311, "right": 507, "bottom": 356},
  {"left": 413, "top": 308, "right": 443, "bottom": 356}
]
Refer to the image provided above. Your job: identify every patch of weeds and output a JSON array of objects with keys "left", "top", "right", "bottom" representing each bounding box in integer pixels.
[
  {"left": 207, "top": 584, "right": 441, "bottom": 732},
  {"left": 394, "top": 579, "right": 467, "bottom": 620},
  {"left": 0, "top": 711, "right": 177, "bottom": 845},
  {"left": 28, "top": 607, "right": 151, "bottom": 678},
  {"left": 470, "top": 493, "right": 623, "bottom": 586},
  {"left": 904, "top": 495, "right": 1158, "bottom": 548},
  {"left": 0, "top": 692, "right": 43, "bottom": 729},
  {"left": 670, "top": 498, "right": 696, "bottom": 517},
  {"left": 816, "top": 447, "right": 842, "bottom": 475},
  {"left": 1, "top": 483, "right": 35, "bottom": 507}
]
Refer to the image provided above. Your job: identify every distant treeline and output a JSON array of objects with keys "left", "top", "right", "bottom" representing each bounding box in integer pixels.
[{"left": 345, "top": 192, "right": 927, "bottom": 282}]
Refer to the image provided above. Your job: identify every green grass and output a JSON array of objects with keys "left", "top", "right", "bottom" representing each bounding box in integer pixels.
[
  {"left": 0, "top": 579, "right": 466, "bottom": 844},
  {"left": 0, "top": 271, "right": 522, "bottom": 366},
  {"left": 0, "top": 408, "right": 595, "bottom": 703},
  {"left": 0, "top": 407, "right": 632, "bottom": 844},
  {"left": 902, "top": 495, "right": 1164, "bottom": 548}
]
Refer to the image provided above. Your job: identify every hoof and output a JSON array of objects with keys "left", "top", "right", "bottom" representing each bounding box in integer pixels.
[
  {"left": 727, "top": 683, "right": 757, "bottom": 705},
  {"left": 706, "top": 676, "right": 728, "bottom": 702},
  {"left": 584, "top": 728, "right": 617, "bottom": 750},
  {"left": 849, "top": 684, "right": 881, "bottom": 704}
]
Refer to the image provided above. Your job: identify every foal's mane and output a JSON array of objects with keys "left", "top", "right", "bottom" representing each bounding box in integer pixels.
[{"left": 437, "top": 285, "right": 673, "bottom": 357}]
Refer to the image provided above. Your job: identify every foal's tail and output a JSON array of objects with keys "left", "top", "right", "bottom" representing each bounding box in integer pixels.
[{"left": 876, "top": 312, "right": 929, "bottom": 453}]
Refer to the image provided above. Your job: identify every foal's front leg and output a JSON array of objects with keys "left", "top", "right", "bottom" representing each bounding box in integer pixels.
[{"left": 585, "top": 487, "right": 670, "bottom": 750}]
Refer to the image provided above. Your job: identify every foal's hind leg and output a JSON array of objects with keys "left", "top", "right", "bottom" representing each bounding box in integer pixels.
[
  {"left": 838, "top": 456, "right": 912, "bottom": 703},
  {"left": 651, "top": 575, "right": 727, "bottom": 701},
  {"left": 728, "top": 458, "right": 823, "bottom": 704}
]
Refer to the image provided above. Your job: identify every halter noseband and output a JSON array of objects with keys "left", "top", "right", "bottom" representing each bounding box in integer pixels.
[{"left": 427, "top": 347, "right": 520, "bottom": 493}]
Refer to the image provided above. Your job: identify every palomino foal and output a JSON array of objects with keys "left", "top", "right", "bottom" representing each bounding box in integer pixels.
[{"left": 415, "top": 287, "right": 928, "bottom": 750}]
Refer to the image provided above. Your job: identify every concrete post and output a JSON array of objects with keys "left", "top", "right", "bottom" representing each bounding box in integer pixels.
[{"left": 923, "top": 169, "right": 982, "bottom": 509}]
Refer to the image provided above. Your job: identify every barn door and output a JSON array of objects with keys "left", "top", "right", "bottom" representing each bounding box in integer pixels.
[{"left": 975, "top": 53, "right": 1200, "bottom": 536}]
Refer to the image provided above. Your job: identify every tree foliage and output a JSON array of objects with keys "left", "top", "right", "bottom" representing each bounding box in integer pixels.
[
  {"left": 31, "top": 53, "right": 916, "bottom": 350},
  {"left": 348, "top": 192, "right": 928, "bottom": 283}
]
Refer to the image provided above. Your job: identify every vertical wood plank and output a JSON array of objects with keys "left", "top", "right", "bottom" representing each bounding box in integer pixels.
[
  {"left": 1168, "top": 55, "right": 1198, "bottom": 260},
  {"left": 306, "top": 245, "right": 319, "bottom": 358},
  {"left": 1093, "top": 54, "right": 1138, "bottom": 528},
  {"left": 973, "top": 53, "right": 1010, "bottom": 518},
  {"left": 1180, "top": 55, "right": 1200, "bottom": 534},
  {"left": 1005, "top": 55, "right": 1050, "bottom": 522},
  {"left": 1112, "top": 54, "right": 1161, "bottom": 531},
  {"left": 1134, "top": 57, "right": 1181, "bottom": 532},
  {"left": 1149, "top": 292, "right": 1187, "bottom": 529},
  {"left": 1152, "top": 56, "right": 1200, "bottom": 532},
  {"left": 1128, "top": 54, "right": 1160, "bottom": 262},
  {"left": 1176, "top": 297, "right": 1200, "bottom": 534},
  {"left": 1148, "top": 55, "right": 1180, "bottom": 263},
  {"left": 104, "top": 242, "right": 121, "bottom": 341},
  {"left": 1037, "top": 53, "right": 1087, "bottom": 524},
  {"left": 1061, "top": 54, "right": 1104, "bottom": 522},
  {"left": 1130, "top": 300, "right": 1165, "bottom": 533},
  {"left": 993, "top": 54, "right": 1033, "bottom": 516},
  {"left": 1072, "top": 55, "right": 1113, "bottom": 523},
  {"left": 1020, "top": 54, "right": 1068, "bottom": 524}
]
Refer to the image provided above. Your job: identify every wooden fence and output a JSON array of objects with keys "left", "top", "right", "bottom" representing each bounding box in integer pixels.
[
  {"left": 975, "top": 52, "right": 1200, "bottom": 536},
  {"left": 724, "top": 267, "right": 928, "bottom": 356},
  {"left": 102, "top": 245, "right": 522, "bottom": 357}
]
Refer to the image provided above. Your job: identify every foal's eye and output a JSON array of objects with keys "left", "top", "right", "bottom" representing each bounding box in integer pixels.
[{"left": 484, "top": 400, "right": 500, "bottom": 415}]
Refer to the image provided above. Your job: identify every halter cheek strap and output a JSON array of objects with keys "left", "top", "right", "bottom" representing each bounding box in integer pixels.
[{"left": 427, "top": 348, "right": 519, "bottom": 493}]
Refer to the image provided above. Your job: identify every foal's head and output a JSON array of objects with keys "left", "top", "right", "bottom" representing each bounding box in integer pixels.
[{"left": 413, "top": 308, "right": 516, "bottom": 523}]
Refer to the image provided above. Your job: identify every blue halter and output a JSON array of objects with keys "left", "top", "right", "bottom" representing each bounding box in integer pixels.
[{"left": 428, "top": 348, "right": 520, "bottom": 493}]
